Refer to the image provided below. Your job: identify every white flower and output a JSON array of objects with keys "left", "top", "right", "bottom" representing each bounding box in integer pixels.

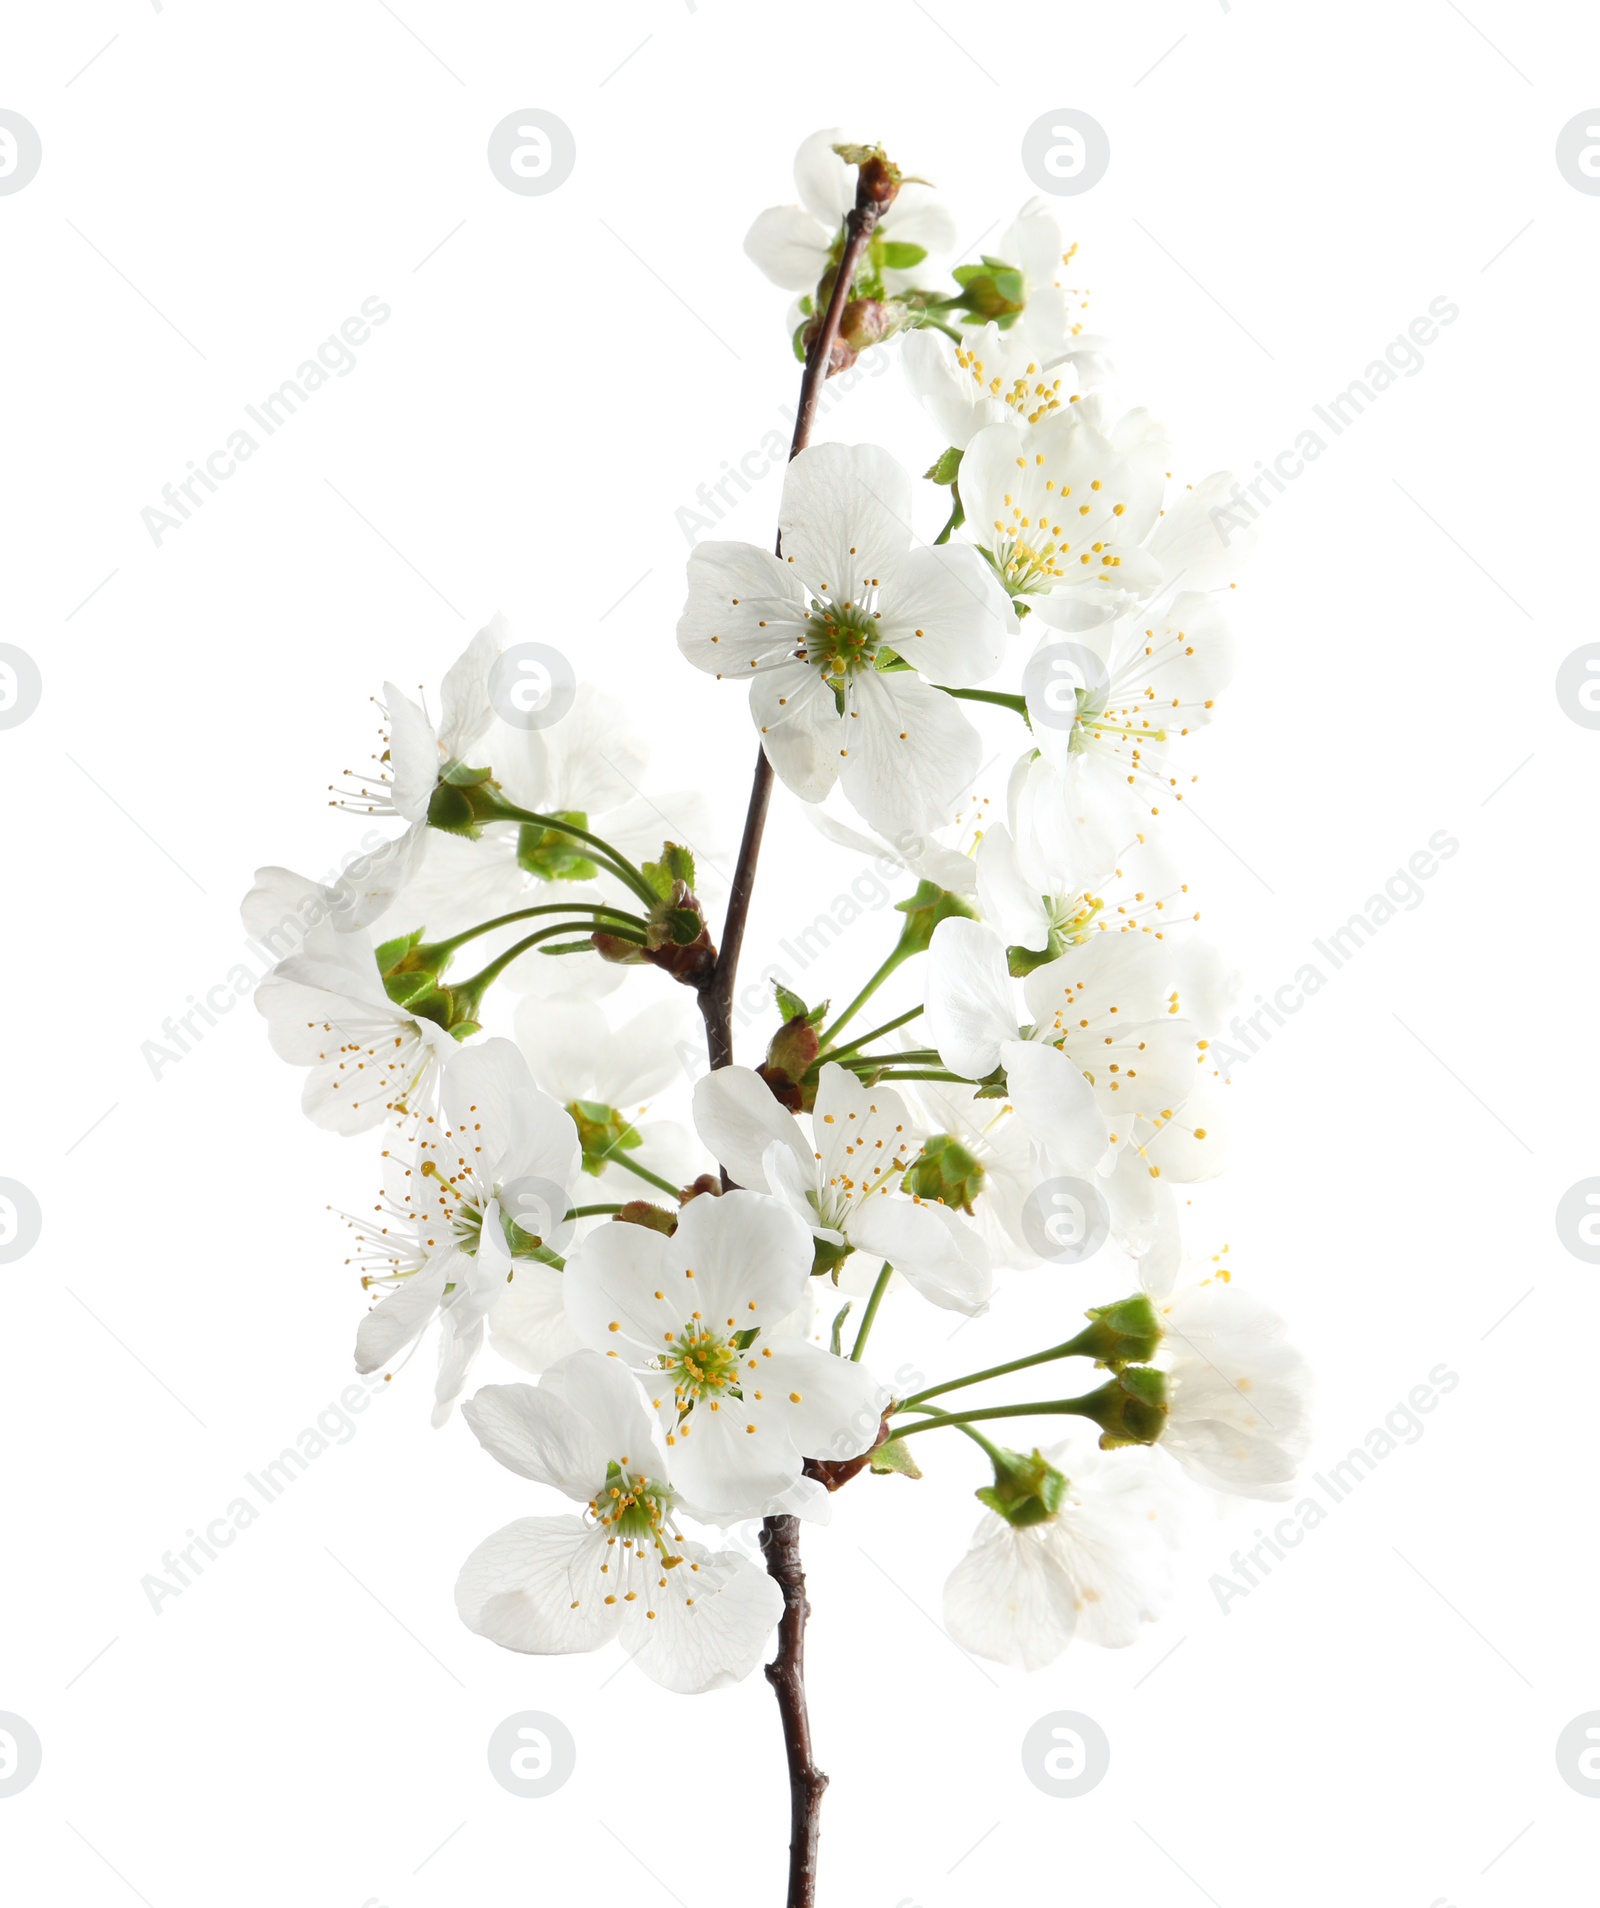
[
  {"left": 515, "top": 995, "right": 697, "bottom": 1114},
  {"left": 515, "top": 993, "right": 711, "bottom": 1212},
  {"left": 943, "top": 1432, "right": 1184, "bottom": 1669},
  {"left": 903, "top": 1077, "right": 1177, "bottom": 1286},
  {"left": 1155, "top": 1280, "right": 1312, "bottom": 1499},
  {"left": 329, "top": 617, "right": 504, "bottom": 927},
  {"left": 923, "top": 918, "right": 1226, "bottom": 1168},
  {"left": 903, "top": 321, "right": 1089, "bottom": 454},
  {"left": 246, "top": 867, "right": 455, "bottom": 1134},
  {"left": 803, "top": 797, "right": 984, "bottom": 899},
  {"left": 693, "top": 1062, "right": 991, "bottom": 1315},
  {"left": 743, "top": 126, "right": 956, "bottom": 296},
  {"left": 562, "top": 1190, "right": 888, "bottom": 1519},
  {"left": 353, "top": 1038, "right": 582, "bottom": 1424},
  {"left": 960, "top": 406, "right": 1172, "bottom": 629},
  {"left": 455, "top": 1351, "right": 782, "bottom": 1692},
  {"left": 1022, "top": 592, "right": 1238, "bottom": 836},
  {"left": 988, "top": 199, "right": 1110, "bottom": 365},
  {"left": 677, "top": 441, "right": 1012, "bottom": 837},
  {"left": 976, "top": 759, "right": 1191, "bottom": 957}
]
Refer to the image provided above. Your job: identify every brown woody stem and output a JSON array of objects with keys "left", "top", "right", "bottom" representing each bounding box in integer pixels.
[
  {"left": 759, "top": 1513, "right": 829, "bottom": 1908},
  {"left": 696, "top": 158, "right": 893, "bottom": 1908}
]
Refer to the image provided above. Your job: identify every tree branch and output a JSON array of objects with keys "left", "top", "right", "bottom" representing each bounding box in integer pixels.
[
  {"left": 696, "top": 152, "right": 898, "bottom": 1908},
  {"left": 759, "top": 1514, "right": 828, "bottom": 1908}
]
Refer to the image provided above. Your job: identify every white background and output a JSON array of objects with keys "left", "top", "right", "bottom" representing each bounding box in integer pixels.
[{"left": 1, "top": 3, "right": 1594, "bottom": 1904}]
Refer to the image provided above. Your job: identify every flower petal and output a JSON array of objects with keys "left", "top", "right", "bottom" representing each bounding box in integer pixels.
[
  {"left": 839, "top": 669, "right": 980, "bottom": 839},
  {"left": 455, "top": 1515, "right": 621, "bottom": 1655},
  {"left": 777, "top": 442, "right": 913, "bottom": 596}
]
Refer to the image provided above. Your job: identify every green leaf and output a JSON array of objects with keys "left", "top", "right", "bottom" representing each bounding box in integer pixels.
[
  {"left": 869, "top": 1437, "right": 924, "bottom": 1479},
  {"left": 774, "top": 981, "right": 810, "bottom": 1022},
  {"left": 642, "top": 840, "right": 696, "bottom": 901},
  {"left": 665, "top": 907, "right": 703, "bottom": 946},
  {"left": 879, "top": 240, "right": 927, "bottom": 270}
]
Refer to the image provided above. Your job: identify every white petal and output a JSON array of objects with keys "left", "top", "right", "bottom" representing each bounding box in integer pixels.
[
  {"left": 777, "top": 442, "right": 913, "bottom": 595},
  {"left": 489, "top": 1262, "right": 582, "bottom": 1373},
  {"left": 1002, "top": 1039, "right": 1111, "bottom": 1176},
  {"left": 743, "top": 204, "right": 833, "bottom": 291},
  {"left": 756, "top": 1340, "right": 890, "bottom": 1464},
  {"left": 923, "top": 918, "right": 1018, "bottom": 1080},
  {"left": 669, "top": 1189, "right": 813, "bottom": 1323},
  {"left": 845, "top": 1197, "right": 991, "bottom": 1315},
  {"left": 692, "top": 1066, "right": 810, "bottom": 1192},
  {"left": 944, "top": 1520, "right": 1079, "bottom": 1670},
  {"left": 455, "top": 1516, "right": 621, "bottom": 1655},
  {"left": 839, "top": 669, "right": 980, "bottom": 839},
  {"left": 677, "top": 541, "right": 804, "bottom": 676},
  {"left": 618, "top": 1541, "right": 783, "bottom": 1693},
  {"left": 751, "top": 659, "right": 845, "bottom": 805},
  {"left": 354, "top": 1256, "right": 450, "bottom": 1372},
  {"left": 876, "top": 542, "right": 1009, "bottom": 687}
]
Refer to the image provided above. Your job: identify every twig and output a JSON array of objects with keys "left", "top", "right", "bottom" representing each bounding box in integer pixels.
[{"left": 698, "top": 152, "right": 896, "bottom": 1908}]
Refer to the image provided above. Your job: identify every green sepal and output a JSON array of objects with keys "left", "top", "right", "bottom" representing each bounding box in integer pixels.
[
  {"left": 879, "top": 240, "right": 927, "bottom": 270},
  {"left": 1064, "top": 1293, "right": 1163, "bottom": 1372},
  {"left": 426, "top": 780, "right": 481, "bottom": 837},
  {"left": 441, "top": 760, "right": 495, "bottom": 787},
  {"left": 869, "top": 1437, "right": 924, "bottom": 1478},
  {"left": 567, "top": 1098, "right": 643, "bottom": 1177},
  {"left": 517, "top": 814, "right": 598, "bottom": 882},
  {"left": 1007, "top": 940, "right": 1058, "bottom": 978},
  {"left": 975, "top": 1445, "right": 1068, "bottom": 1527},
  {"left": 374, "top": 927, "right": 426, "bottom": 975},
  {"left": 894, "top": 878, "right": 978, "bottom": 957},
  {"left": 730, "top": 1326, "right": 761, "bottom": 1351},
  {"left": 901, "top": 1132, "right": 987, "bottom": 1215},
  {"left": 811, "top": 1233, "right": 853, "bottom": 1280},
  {"left": 1080, "top": 1366, "right": 1169, "bottom": 1449},
  {"left": 924, "top": 446, "right": 964, "bottom": 486},
  {"left": 828, "top": 1300, "right": 853, "bottom": 1357}
]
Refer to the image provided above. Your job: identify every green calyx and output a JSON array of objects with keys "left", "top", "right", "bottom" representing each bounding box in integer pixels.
[
  {"left": 811, "top": 1232, "right": 852, "bottom": 1280},
  {"left": 567, "top": 1099, "right": 642, "bottom": 1178},
  {"left": 1062, "top": 1293, "right": 1163, "bottom": 1371},
  {"left": 1077, "top": 1366, "right": 1169, "bottom": 1450},
  {"left": 518, "top": 813, "right": 598, "bottom": 881},
  {"left": 976, "top": 1445, "right": 1069, "bottom": 1528},
  {"left": 901, "top": 1132, "right": 986, "bottom": 1215},
  {"left": 942, "top": 255, "right": 1027, "bottom": 327},
  {"left": 376, "top": 926, "right": 454, "bottom": 1007},
  {"left": 893, "top": 878, "right": 978, "bottom": 957}
]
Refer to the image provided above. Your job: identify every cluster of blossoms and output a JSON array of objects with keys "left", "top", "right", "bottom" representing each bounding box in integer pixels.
[{"left": 247, "top": 131, "right": 1308, "bottom": 1715}]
